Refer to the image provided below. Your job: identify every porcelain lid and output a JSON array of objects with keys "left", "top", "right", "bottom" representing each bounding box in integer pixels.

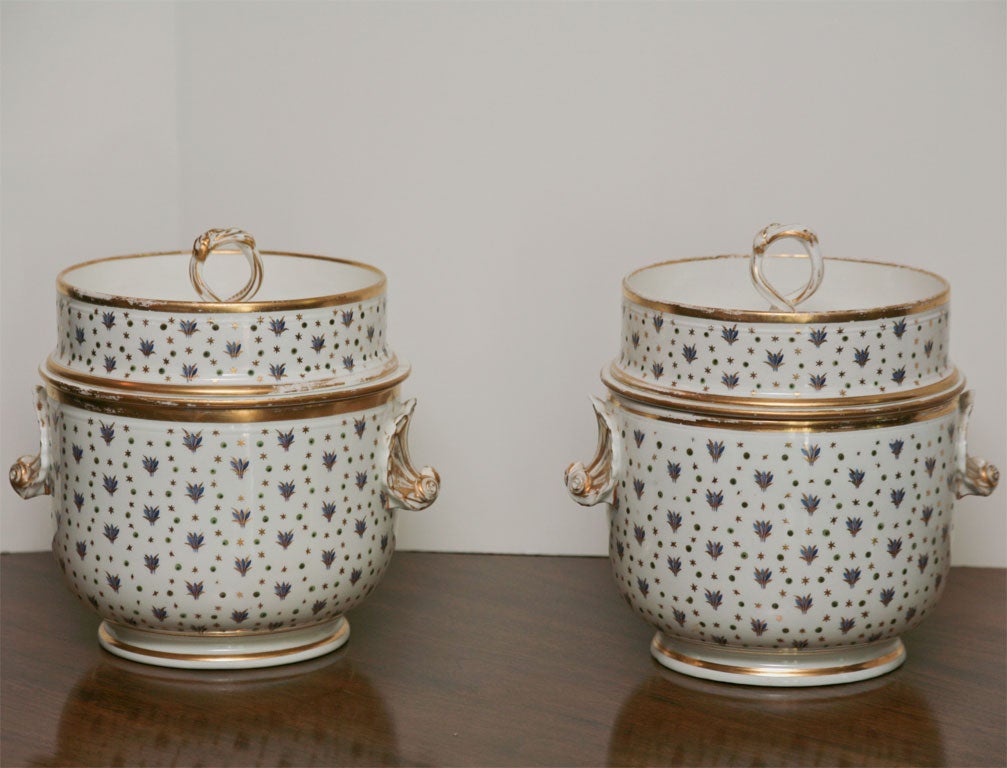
[
  {"left": 50, "top": 229, "right": 399, "bottom": 396},
  {"left": 613, "top": 224, "right": 953, "bottom": 404}
]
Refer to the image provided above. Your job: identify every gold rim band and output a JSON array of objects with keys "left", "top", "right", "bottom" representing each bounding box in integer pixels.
[
  {"left": 651, "top": 635, "right": 905, "bottom": 678},
  {"left": 43, "top": 377, "right": 401, "bottom": 423},
  {"left": 611, "top": 390, "right": 960, "bottom": 432},
  {"left": 99, "top": 620, "right": 348, "bottom": 663},
  {"left": 623, "top": 254, "right": 949, "bottom": 323},
  {"left": 45, "top": 356, "right": 404, "bottom": 398},
  {"left": 604, "top": 365, "right": 963, "bottom": 417},
  {"left": 57, "top": 250, "right": 386, "bottom": 313}
]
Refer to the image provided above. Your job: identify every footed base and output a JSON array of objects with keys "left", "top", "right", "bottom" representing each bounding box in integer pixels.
[
  {"left": 651, "top": 633, "right": 905, "bottom": 687},
  {"left": 98, "top": 617, "right": 349, "bottom": 670}
]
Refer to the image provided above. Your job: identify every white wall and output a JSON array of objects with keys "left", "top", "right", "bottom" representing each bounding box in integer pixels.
[{"left": 3, "top": 1, "right": 1004, "bottom": 564}]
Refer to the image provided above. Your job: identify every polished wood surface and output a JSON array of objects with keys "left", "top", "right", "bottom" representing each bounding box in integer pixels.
[{"left": 2, "top": 552, "right": 1004, "bottom": 766}]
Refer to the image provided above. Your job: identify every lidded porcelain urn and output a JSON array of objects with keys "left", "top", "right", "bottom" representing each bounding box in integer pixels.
[
  {"left": 10, "top": 229, "right": 440, "bottom": 669},
  {"left": 565, "top": 224, "right": 998, "bottom": 686}
]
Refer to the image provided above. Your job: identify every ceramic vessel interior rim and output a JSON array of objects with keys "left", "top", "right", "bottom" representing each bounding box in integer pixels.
[
  {"left": 623, "top": 255, "right": 949, "bottom": 321},
  {"left": 57, "top": 250, "right": 387, "bottom": 310}
]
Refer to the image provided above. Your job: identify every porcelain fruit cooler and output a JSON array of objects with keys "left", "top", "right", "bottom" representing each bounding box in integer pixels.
[
  {"left": 9, "top": 229, "right": 440, "bottom": 669},
  {"left": 565, "top": 225, "right": 999, "bottom": 687}
]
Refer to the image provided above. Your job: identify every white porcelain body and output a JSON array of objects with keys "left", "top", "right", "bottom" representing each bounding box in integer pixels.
[{"left": 566, "top": 383, "right": 996, "bottom": 685}]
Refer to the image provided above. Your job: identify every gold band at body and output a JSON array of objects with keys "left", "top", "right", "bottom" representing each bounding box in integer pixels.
[
  {"left": 45, "top": 355, "right": 404, "bottom": 398},
  {"left": 604, "top": 365, "right": 964, "bottom": 421},
  {"left": 623, "top": 254, "right": 950, "bottom": 323},
  {"left": 607, "top": 383, "right": 963, "bottom": 433},
  {"left": 42, "top": 371, "right": 403, "bottom": 423},
  {"left": 57, "top": 250, "right": 386, "bottom": 313}
]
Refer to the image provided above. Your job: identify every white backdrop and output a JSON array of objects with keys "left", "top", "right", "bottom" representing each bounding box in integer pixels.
[{"left": 2, "top": 1, "right": 1004, "bottom": 564}]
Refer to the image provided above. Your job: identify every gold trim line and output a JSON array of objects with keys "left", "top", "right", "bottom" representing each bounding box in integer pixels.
[
  {"left": 57, "top": 250, "right": 386, "bottom": 313},
  {"left": 46, "top": 356, "right": 404, "bottom": 398},
  {"left": 652, "top": 635, "right": 905, "bottom": 678},
  {"left": 99, "top": 620, "right": 348, "bottom": 663},
  {"left": 623, "top": 254, "right": 949, "bottom": 323}
]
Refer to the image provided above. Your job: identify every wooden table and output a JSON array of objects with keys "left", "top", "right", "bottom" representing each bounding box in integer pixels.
[{"left": 2, "top": 552, "right": 1004, "bottom": 766}]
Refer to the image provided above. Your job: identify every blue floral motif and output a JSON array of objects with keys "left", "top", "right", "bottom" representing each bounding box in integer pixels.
[
  {"left": 721, "top": 325, "right": 739, "bottom": 345},
  {"left": 230, "top": 457, "right": 250, "bottom": 478},
  {"left": 892, "top": 318, "right": 907, "bottom": 338},
  {"left": 839, "top": 617, "right": 856, "bottom": 634},
  {"left": 354, "top": 417, "right": 367, "bottom": 438},
  {"left": 887, "top": 538, "right": 903, "bottom": 557},
  {"left": 103, "top": 355, "right": 116, "bottom": 373},
  {"left": 890, "top": 488, "right": 906, "bottom": 508},
  {"left": 142, "top": 456, "right": 159, "bottom": 475},
  {"left": 102, "top": 475, "right": 118, "bottom": 495},
  {"left": 277, "top": 481, "right": 296, "bottom": 500},
  {"left": 924, "top": 339, "right": 933, "bottom": 357},
  {"left": 891, "top": 366, "right": 907, "bottom": 385},
  {"left": 879, "top": 588, "right": 896, "bottom": 606},
  {"left": 853, "top": 347, "right": 870, "bottom": 367},
  {"left": 101, "top": 311, "right": 116, "bottom": 330},
  {"left": 706, "top": 440, "right": 725, "bottom": 463},
  {"left": 753, "top": 520, "right": 772, "bottom": 542},
  {"left": 152, "top": 607, "right": 168, "bottom": 622},
  {"left": 921, "top": 506, "right": 933, "bottom": 525},
  {"left": 143, "top": 505, "right": 160, "bottom": 525},
  {"left": 269, "top": 363, "right": 287, "bottom": 380},
  {"left": 350, "top": 568, "right": 363, "bottom": 585},
  {"left": 234, "top": 557, "right": 253, "bottom": 576},
  {"left": 185, "top": 482, "right": 205, "bottom": 503},
  {"left": 650, "top": 314, "right": 664, "bottom": 332},
  {"left": 269, "top": 317, "right": 288, "bottom": 336},
  {"left": 72, "top": 444, "right": 84, "bottom": 463},
  {"left": 367, "top": 326, "right": 375, "bottom": 341},
  {"left": 106, "top": 572, "right": 121, "bottom": 592},
  {"left": 634, "top": 525, "right": 646, "bottom": 545},
  {"left": 809, "top": 373, "right": 827, "bottom": 390},
  {"left": 924, "top": 457, "right": 937, "bottom": 477},
  {"left": 178, "top": 319, "right": 199, "bottom": 337},
  {"left": 753, "top": 568, "right": 772, "bottom": 588},
  {"left": 753, "top": 470, "right": 773, "bottom": 491},
  {"left": 139, "top": 339, "right": 155, "bottom": 357},
  {"left": 808, "top": 328, "right": 828, "bottom": 347},
  {"left": 672, "top": 608, "right": 687, "bottom": 626},
  {"left": 276, "top": 530, "right": 295, "bottom": 549},
  {"left": 354, "top": 519, "right": 367, "bottom": 538},
  {"left": 186, "top": 532, "right": 205, "bottom": 551},
  {"left": 889, "top": 439, "right": 904, "bottom": 458},
  {"left": 794, "top": 594, "right": 813, "bottom": 614},
  {"left": 801, "top": 493, "right": 820, "bottom": 515},
  {"left": 667, "top": 462, "right": 681, "bottom": 481},
  {"left": 799, "top": 545, "right": 818, "bottom": 564},
  {"left": 721, "top": 371, "right": 740, "bottom": 389},
  {"left": 630, "top": 332, "right": 640, "bottom": 349},
  {"left": 848, "top": 468, "right": 866, "bottom": 488},
  {"left": 321, "top": 501, "right": 337, "bottom": 522},
  {"left": 231, "top": 508, "right": 251, "bottom": 526},
  {"left": 682, "top": 345, "right": 698, "bottom": 364},
  {"left": 667, "top": 556, "right": 682, "bottom": 576},
  {"left": 705, "top": 488, "right": 724, "bottom": 511},
  {"left": 632, "top": 478, "right": 645, "bottom": 500},
  {"left": 651, "top": 362, "right": 664, "bottom": 379},
  {"left": 144, "top": 554, "right": 159, "bottom": 573},
  {"left": 232, "top": 610, "right": 249, "bottom": 623},
  {"left": 751, "top": 618, "right": 768, "bottom": 636},
  {"left": 322, "top": 451, "right": 338, "bottom": 471},
  {"left": 637, "top": 577, "right": 650, "bottom": 597},
  {"left": 73, "top": 492, "right": 85, "bottom": 512},
  {"left": 666, "top": 510, "right": 682, "bottom": 532},
  {"left": 182, "top": 430, "right": 203, "bottom": 452},
  {"left": 801, "top": 444, "right": 821, "bottom": 465},
  {"left": 225, "top": 340, "right": 242, "bottom": 358},
  {"left": 917, "top": 554, "right": 929, "bottom": 573},
  {"left": 765, "top": 350, "right": 784, "bottom": 371},
  {"left": 274, "top": 581, "right": 292, "bottom": 599},
  {"left": 276, "top": 429, "right": 295, "bottom": 451},
  {"left": 704, "top": 589, "right": 723, "bottom": 610},
  {"left": 182, "top": 364, "right": 199, "bottom": 381},
  {"left": 321, "top": 549, "right": 337, "bottom": 569},
  {"left": 342, "top": 355, "right": 355, "bottom": 371},
  {"left": 705, "top": 540, "right": 723, "bottom": 560},
  {"left": 355, "top": 472, "right": 368, "bottom": 490},
  {"left": 310, "top": 335, "right": 325, "bottom": 352},
  {"left": 341, "top": 310, "right": 354, "bottom": 327},
  {"left": 633, "top": 429, "right": 645, "bottom": 448},
  {"left": 312, "top": 600, "right": 327, "bottom": 615},
  {"left": 99, "top": 421, "right": 116, "bottom": 445},
  {"left": 103, "top": 523, "right": 119, "bottom": 543},
  {"left": 843, "top": 567, "right": 862, "bottom": 587},
  {"left": 75, "top": 327, "right": 86, "bottom": 344},
  {"left": 846, "top": 517, "right": 863, "bottom": 537}
]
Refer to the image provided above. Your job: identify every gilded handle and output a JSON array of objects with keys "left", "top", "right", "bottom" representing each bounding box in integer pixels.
[
  {"left": 750, "top": 223, "right": 824, "bottom": 312},
  {"left": 9, "top": 386, "right": 54, "bottom": 499},
  {"left": 954, "top": 390, "right": 1000, "bottom": 499},
  {"left": 382, "top": 399, "right": 440, "bottom": 511},
  {"left": 190, "top": 228, "right": 264, "bottom": 303},
  {"left": 565, "top": 396, "right": 618, "bottom": 506}
]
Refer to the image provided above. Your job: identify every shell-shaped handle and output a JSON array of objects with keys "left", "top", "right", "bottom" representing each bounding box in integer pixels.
[
  {"left": 750, "top": 223, "right": 824, "bottom": 312},
  {"left": 382, "top": 399, "right": 440, "bottom": 511},
  {"left": 565, "top": 396, "right": 619, "bottom": 506},
  {"left": 954, "top": 390, "right": 1000, "bottom": 498},
  {"left": 190, "top": 228, "right": 264, "bottom": 303},
  {"left": 9, "top": 386, "right": 54, "bottom": 499}
]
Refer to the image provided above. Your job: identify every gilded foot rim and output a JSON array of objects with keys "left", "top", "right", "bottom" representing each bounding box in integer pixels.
[
  {"left": 98, "top": 617, "right": 349, "bottom": 670},
  {"left": 650, "top": 633, "right": 906, "bottom": 687}
]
